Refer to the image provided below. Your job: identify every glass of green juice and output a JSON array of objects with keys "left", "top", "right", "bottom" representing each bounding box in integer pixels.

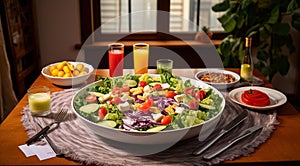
[
  {"left": 157, "top": 59, "right": 173, "bottom": 74},
  {"left": 27, "top": 86, "right": 51, "bottom": 116}
]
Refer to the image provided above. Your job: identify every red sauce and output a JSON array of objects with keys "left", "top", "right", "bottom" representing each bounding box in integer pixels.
[{"left": 241, "top": 89, "right": 270, "bottom": 107}]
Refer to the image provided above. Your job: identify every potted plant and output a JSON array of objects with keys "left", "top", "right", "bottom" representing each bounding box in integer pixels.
[{"left": 212, "top": 0, "right": 300, "bottom": 81}]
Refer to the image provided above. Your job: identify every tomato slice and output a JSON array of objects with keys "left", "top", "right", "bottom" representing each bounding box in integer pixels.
[
  {"left": 138, "top": 81, "right": 147, "bottom": 87},
  {"left": 138, "top": 98, "right": 153, "bottom": 112},
  {"left": 111, "top": 96, "right": 122, "bottom": 105},
  {"left": 153, "top": 84, "right": 163, "bottom": 91},
  {"left": 111, "top": 86, "right": 121, "bottom": 95},
  {"left": 138, "top": 103, "right": 150, "bottom": 111},
  {"left": 188, "top": 99, "right": 199, "bottom": 110},
  {"left": 145, "top": 98, "right": 154, "bottom": 106},
  {"left": 161, "top": 116, "right": 172, "bottom": 125},
  {"left": 165, "top": 91, "right": 176, "bottom": 98},
  {"left": 98, "top": 107, "right": 107, "bottom": 120},
  {"left": 184, "top": 87, "right": 195, "bottom": 96},
  {"left": 85, "top": 94, "right": 97, "bottom": 103},
  {"left": 121, "top": 85, "right": 130, "bottom": 92},
  {"left": 195, "top": 90, "right": 206, "bottom": 100}
]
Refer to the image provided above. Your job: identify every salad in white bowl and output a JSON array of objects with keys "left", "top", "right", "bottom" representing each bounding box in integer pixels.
[{"left": 72, "top": 72, "right": 225, "bottom": 144}]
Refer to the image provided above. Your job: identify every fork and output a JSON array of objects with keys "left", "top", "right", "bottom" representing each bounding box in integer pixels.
[{"left": 26, "top": 108, "right": 68, "bottom": 145}]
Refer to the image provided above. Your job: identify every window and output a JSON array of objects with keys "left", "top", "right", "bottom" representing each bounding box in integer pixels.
[{"left": 79, "top": 0, "right": 224, "bottom": 42}]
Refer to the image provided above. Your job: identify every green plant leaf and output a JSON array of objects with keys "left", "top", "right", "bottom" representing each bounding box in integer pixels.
[
  {"left": 272, "top": 34, "right": 292, "bottom": 52},
  {"left": 259, "top": 26, "right": 270, "bottom": 39},
  {"left": 287, "top": 0, "right": 299, "bottom": 13},
  {"left": 277, "top": 55, "right": 290, "bottom": 75},
  {"left": 248, "top": 31, "right": 258, "bottom": 37},
  {"left": 254, "top": 60, "right": 266, "bottom": 71},
  {"left": 272, "top": 23, "right": 290, "bottom": 36},
  {"left": 236, "top": 15, "right": 245, "bottom": 29},
  {"left": 264, "top": 24, "right": 272, "bottom": 33},
  {"left": 222, "top": 52, "right": 231, "bottom": 67},
  {"left": 267, "top": 6, "right": 279, "bottom": 24},
  {"left": 242, "top": 0, "right": 254, "bottom": 9},
  {"left": 221, "top": 14, "right": 237, "bottom": 33},
  {"left": 212, "top": 0, "right": 230, "bottom": 12},
  {"left": 245, "top": 24, "right": 260, "bottom": 36},
  {"left": 232, "top": 38, "right": 241, "bottom": 52},
  {"left": 261, "top": 66, "right": 272, "bottom": 77},
  {"left": 257, "top": 50, "right": 269, "bottom": 61},
  {"left": 218, "top": 39, "right": 231, "bottom": 57},
  {"left": 258, "top": 42, "right": 269, "bottom": 50},
  {"left": 238, "top": 40, "right": 245, "bottom": 62},
  {"left": 218, "top": 12, "right": 230, "bottom": 25}
]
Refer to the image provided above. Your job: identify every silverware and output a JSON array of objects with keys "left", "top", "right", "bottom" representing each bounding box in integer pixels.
[
  {"left": 192, "top": 109, "right": 248, "bottom": 156},
  {"left": 26, "top": 108, "right": 68, "bottom": 145},
  {"left": 36, "top": 122, "right": 62, "bottom": 156},
  {"left": 203, "top": 125, "right": 263, "bottom": 160}
]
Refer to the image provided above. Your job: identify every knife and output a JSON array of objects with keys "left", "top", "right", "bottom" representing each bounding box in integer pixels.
[
  {"left": 192, "top": 109, "right": 248, "bottom": 156},
  {"left": 36, "top": 122, "right": 62, "bottom": 156},
  {"left": 203, "top": 125, "right": 263, "bottom": 160}
]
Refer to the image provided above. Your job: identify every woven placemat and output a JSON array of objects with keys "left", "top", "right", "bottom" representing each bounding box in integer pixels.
[{"left": 21, "top": 89, "right": 279, "bottom": 165}]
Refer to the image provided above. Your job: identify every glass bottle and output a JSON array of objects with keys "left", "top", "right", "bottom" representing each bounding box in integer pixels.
[{"left": 240, "top": 37, "right": 254, "bottom": 82}]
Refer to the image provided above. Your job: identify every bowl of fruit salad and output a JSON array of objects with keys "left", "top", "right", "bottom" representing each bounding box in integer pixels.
[
  {"left": 71, "top": 72, "right": 225, "bottom": 145},
  {"left": 42, "top": 61, "right": 94, "bottom": 86}
]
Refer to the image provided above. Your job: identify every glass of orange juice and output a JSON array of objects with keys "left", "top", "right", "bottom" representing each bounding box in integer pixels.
[
  {"left": 108, "top": 43, "right": 124, "bottom": 77},
  {"left": 133, "top": 43, "right": 149, "bottom": 74},
  {"left": 28, "top": 86, "right": 51, "bottom": 116}
]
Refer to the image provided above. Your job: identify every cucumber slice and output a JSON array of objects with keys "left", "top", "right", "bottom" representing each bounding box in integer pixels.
[
  {"left": 124, "top": 80, "right": 137, "bottom": 87},
  {"left": 146, "top": 125, "right": 166, "bottom": 132},
  {"left": 152, "top": 77, "right": 161, "bottom": 82},
  {"left": 88, "top": 92, "right": 104, "bottom": 97},
  {"left": 97, "top": 120, "right": 117, "bottom": 128},
  {"left": 79, "top": 103, "right": 99, "bottom": 113},
  {"left": 199, "top": 103, "right": 215, "bottom": 110}
]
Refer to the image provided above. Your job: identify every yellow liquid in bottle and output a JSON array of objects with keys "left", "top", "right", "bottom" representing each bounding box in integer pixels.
[{"left": 240, "top": 64, "right": 253, "bottom": 82}]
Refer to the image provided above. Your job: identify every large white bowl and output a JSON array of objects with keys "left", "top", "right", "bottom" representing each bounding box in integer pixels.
[
  {"left": 195, "top": 69, "right": 240, "bottom": 90},
  {"left": 71, "top": 75, "right": 225, "bottom": 145},
  {"left": 42, "top": 61, "right": 94, "bottom": 86}
]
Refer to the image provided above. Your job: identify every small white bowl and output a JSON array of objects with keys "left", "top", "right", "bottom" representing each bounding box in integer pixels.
[
  {"left": 195, "top": 69, "right": 240, "bottom": 89},
  {"left": 41, "top": 61, "right": 94, "bottom": 86}
]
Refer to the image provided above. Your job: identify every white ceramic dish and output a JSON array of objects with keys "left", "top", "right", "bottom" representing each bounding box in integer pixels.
[
  {"left": 42, "top": 61, "right": 94, "bottom": 86},
  {"left": 229, "top": 86, "right": 287, "bottom": 110},
  {"left": 71, "top": 74, "right": 226, "bottom": 145},
  {"left": 195, "top": 69, "right": 240, "bottom": 89}
]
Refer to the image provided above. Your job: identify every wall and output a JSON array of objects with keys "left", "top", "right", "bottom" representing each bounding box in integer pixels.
[{"left": 34, "top": 0, "right": 81, "bottom": 66}]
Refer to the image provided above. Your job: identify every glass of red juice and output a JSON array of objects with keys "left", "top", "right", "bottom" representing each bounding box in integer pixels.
[{"left": 108, "top": 43, "right": 124, "bottom": 77}]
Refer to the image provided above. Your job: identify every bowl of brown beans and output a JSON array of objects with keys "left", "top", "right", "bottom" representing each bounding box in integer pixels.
[{"left": 195, "top": 69, "right": 240, "bottom": 90}]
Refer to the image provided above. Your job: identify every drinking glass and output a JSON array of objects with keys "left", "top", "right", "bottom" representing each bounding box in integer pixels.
[
  {"left": 157, "top": 59, "right": 173, "bottom": 74},
  {"left": 133, "top": 43, "right": 149, "bottom": 74},
  {"left": 108, "top": 43, "right": 124, "bottom": 77},
  {"left": 28, "top": 86, "right": 51, "bottom": 116}
]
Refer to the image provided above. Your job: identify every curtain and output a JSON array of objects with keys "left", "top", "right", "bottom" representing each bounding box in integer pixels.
[{"left": 0, "top": 17, "right": 18, "bottom": 123}]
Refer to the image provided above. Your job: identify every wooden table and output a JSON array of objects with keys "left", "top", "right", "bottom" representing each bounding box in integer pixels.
[{"left": 1, "top": 68, "right": 300, "bottom": 165}]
